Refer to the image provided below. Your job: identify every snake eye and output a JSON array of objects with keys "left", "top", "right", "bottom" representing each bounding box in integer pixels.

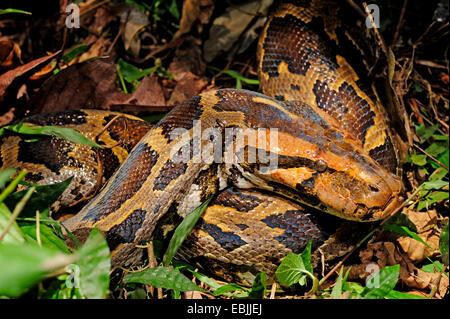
[
  {"left": 369, "top": 185, "right": 380, "bottom": 192},
  {"left": 315, "top": 160, "right": 328, "bottom": 172}
]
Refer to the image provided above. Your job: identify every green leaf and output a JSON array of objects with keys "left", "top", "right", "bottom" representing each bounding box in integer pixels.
[
  {"left": 0, "top": 203, "right": 25, "bottom": 244},
  {"left": 362, "top": 264, "right": 400, "bottom": 299},
  {"left": 422, "top": 260, "right": 445, "bottom": 273},
  {"left": 415, "top": 124, "right": 439, "bottom": 143},
  {"left": 0, "top": 8, "right": 32, "bottom": 15},
  {"left": 275, "top": 240, "right": 317, "bottom": 291},
  {"left": 429, "top": 168, "right": 448, "bottom": 181},
  {"left": 248, "top": 272, "right": 267, "bottom": 299},
  {"left": 74, "top": 227, "right": 111, "bottom": 299},
  {"left": 4, "top": 177, "right": 73, "bottom": 217},
  {"left": 439, "top": 222, "right": 449, "bottom": 265},
  {"left": 437, "top": 149, "right": 449, "bottom": 168},
  {"left": 162, "top": 197, "right": 212, "bottom": 266},
  {"left": 117, "top": 58, "right": 154, "bottom": 83},
  {"left": 383, "top": 224, "right": 432, "bottom": 249},
  {"left": 124, "top": 266, "right": 203, "bottom": 292},
  {"left": 0, "top": 123, "right": 101, "bottom": 148},
  {"left": 331, "top": 267, "right": 344, "bottom": 299},
  {"left": 425, "top": 142, "right": 447, "bottom": 157},
  {"left": 422, "top": 180, "right": 448, "bottom": 190},
  {"left": 213, "top": 283, "right": 247, "bottom": 296},
  {"left": 20, "top": 223, "right": 70, "bottom": 253},
  {"left": 409, "top": 153, "right": 427, "bottom": 166},
  {"left": 385, "top": 290, "right": 428, "bottom": 299},
  {"left": 0, "top": 168, "right": 16, "bottom": 189},
  {"left": 0, "top": 243, "right": 72, "bottom": 297},
  {"left": 62, "top": 45, "right": 89, "bottom": 64}
]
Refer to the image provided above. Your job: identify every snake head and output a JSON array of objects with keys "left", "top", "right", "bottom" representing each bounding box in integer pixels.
[{"left": 237, "top": 126, "right": 404, "bottom": 222}]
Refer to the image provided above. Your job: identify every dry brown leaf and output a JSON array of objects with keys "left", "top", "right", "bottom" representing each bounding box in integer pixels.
[
  {"left": 27, "top": 58, "right": 166, "bottom": 114},
  {"left": 396, "top": 209, "right": 440, "bottom": 262},
  {"left": 168, "top": 72, "right": 208, "bottom": 106},
  {"left": 173, "top": 0, "right": 201, "bottom": 41},
  {"left": 0, "top": 50, "right": 60, "bottom": 102},
  {"left": 0, "top": 40, "right": 22, "bottom": 71}
]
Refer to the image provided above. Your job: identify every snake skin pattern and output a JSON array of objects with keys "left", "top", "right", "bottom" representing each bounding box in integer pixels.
[{"left": 0, "top": 0, "right": 405, "bottom": 285}]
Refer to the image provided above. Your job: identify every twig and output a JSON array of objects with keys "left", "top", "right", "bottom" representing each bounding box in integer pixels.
[
  {"left": 36, "top": 210, "right": 41, "bottom": 246},
  {"left": 362, "top": 2, "right": 388, "bottom": 58},
  {"left": 391, "top": 0, "right": 408, "bottom": 46},
  {"left": 414, "top": 144, "right": 449, "bottom": 170}
]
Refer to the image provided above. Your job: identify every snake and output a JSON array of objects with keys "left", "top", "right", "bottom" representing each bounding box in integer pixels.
[{"left": 0, "top": 0, "right": 405, "bottom": 286}]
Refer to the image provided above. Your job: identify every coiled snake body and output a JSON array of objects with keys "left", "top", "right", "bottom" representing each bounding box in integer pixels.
[{"left": 0, "top": 0, "right": 404, "bottom": 285}]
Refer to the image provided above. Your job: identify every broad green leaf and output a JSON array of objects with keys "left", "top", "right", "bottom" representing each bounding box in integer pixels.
[
  {"left": 385, "top": 290, "right": 428, "bottom": 299},
  {"left": 4, "top": 177, "right": 73, "bottom": 217},
  {"left": 362, "top": 264, "right": 400, "bottom": 299},
  {"left": 0, "top": 203, "right": 25, "bottom": 244},
  {"left": 275, "top": 241, "right": 317, "bottom": 292},
  {"left": 0, "top": 168, "right": 15, "bottom": 189},
  {"left": 74, "top": 227, "right": 111, "bottom": 299},
  {"left": 21, "top": 223, "right": 70, "bottom": 253},
  {"left": 162, "top": 197, "right": 212, "bottom": 266},
  {"left": 248, "top": 272, "right": 267, "bottom": 299},
  {"left": 440, "top": 222, "right": 449, "bottom": 265},
  {"left": 422, "top": 180, "right": 448, "bottom": 190},
  {"left": 429, "top": 168, "right": 448, "bottom": 181},
  {"left": 383, "top": 224, "right": 432, "bottom": 249},
  {"left": 425, "top": 142, "right": 447, "bottom": 157},
  {"left": 437, "top": 149, "right": 449, "bottom": 168},
  {"left": 422, "top": 260, "right": 445, "bottom": 273},
  {"left": 415, "top": 124, "right": 439, "bottom": 143},
  {"left": 0, "top": 123, "right": 101, "bottom": 148},
  {"left": 117, "top": 58, "right": 155, "bottom": 83},
  {"left": 0, "top": 243, "right": 71, "bottom": 297},
  {"left": 124, "top": 266, "right": 203, "bottom": 292},
  {"left": 409, "top": 153, "right": 427, "bottom": 166}
]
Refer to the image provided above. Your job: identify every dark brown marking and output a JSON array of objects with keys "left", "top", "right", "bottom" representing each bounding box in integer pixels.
[
  {"left": 106, "top": 208, "right": 147, "bottom": 250},
  {"left": 213, "top": 188, "right": 265, "bottom": 213},
  {"left": 153, "top": 160, "right": 188, "bottom": 191},
  {"left": 158, "top": 95, "right": 202, "bottom": 142},
  {"left": 82, "top": 142, "right": 159, "bottom": 222},
  {"left": 197, "top": 218, "right": 247, "bottom": 252},
  {"left": 261, "top": 210, "right": 329, "bottom": 252},
  {"left": 17, "top": 137, "right": 72, "bottom": 174}
]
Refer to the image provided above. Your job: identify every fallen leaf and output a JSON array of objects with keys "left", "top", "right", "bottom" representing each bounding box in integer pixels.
[
  {"left": 0, "top": 40, "right": 22, "bottom": 71},
  {"left": 117, "top": 3, "right": 150, "bottom": 57},
  {"left": 0, "top": 51, "right": 60, "bottom": 101},
  {"left": 203, "top": 0, "right": 273, "bottom": 62},
  {"left": 167, "top": 72, "right": 208, "bottom": 106},
  {"left": 27, "top": 58, "right": 167, "bottom": 114},
  {"left": 173, "top": 0, "right": 201, "bottom": 41}
]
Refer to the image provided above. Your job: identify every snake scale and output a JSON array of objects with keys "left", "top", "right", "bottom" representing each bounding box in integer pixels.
[{"left": 0, "top": 0, "right": 405, "bottom": 285}]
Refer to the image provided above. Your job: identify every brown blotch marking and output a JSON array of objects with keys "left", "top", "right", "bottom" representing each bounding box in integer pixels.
[
  {"left": 261, "top": 210, "right": 329, "bottom": 252},
  {"left": 261, "top": 14, "right": 337, "bottom": 78},
  {"left": 153, "top": 160, "right": 188, "bottom": 191},
  {"left": 158, "top": 95, "right": 202, "bottom": 142},
  {"left": 196, "top": 218, "right": 247, "bottom": 252},
  {"left": 103, "top": 115, "right": 152, "bottom": 152},
  {"left": 313, "top": 79, "right": 375, "bottom": 143},
  {"left": 81, "top": 142, "right": 159, "bottom": 223},
  {"left": 106, "top": 208, "right": 147, "bottom": 250},
  {"left": 17, "top": 137, "right": 72, "bottom": 174},
  {"left": 14, "top": 110, "right": 88, "bottom": 126},
  {"left": 213, "top": 187, "right": 266, "bottom": 213}
]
